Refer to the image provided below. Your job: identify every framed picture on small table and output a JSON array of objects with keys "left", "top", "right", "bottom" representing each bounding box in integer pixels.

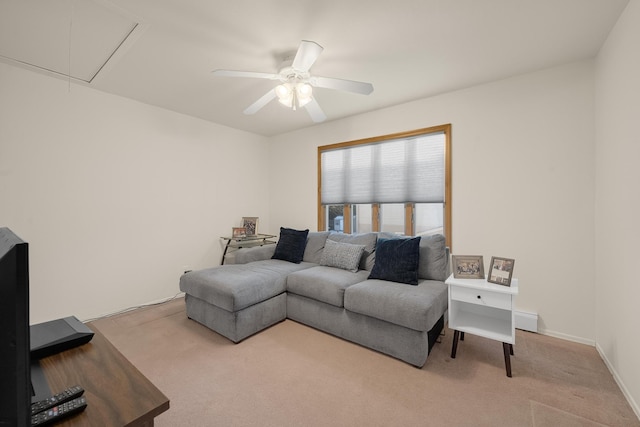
[
  {"left": 232, "top": 227, "right": 246, "bottom": 238},
  {"left": 488, "top": 257, "right": 515, "bottom": 286},
  {"left": 242, "top": 217, "right": 259, "bottom": 236},
  {"left": 452, "top": 255, "right": 485, "bottom": 279}
]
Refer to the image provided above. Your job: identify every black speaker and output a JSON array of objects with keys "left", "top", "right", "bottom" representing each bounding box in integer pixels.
[{"left": 30, "top": 316, "right": 94, "bottom": 360}]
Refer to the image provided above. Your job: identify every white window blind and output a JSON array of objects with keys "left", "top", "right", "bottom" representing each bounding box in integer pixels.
[{"left": 321, "top": 131, "right": 445, "bottom": 205}]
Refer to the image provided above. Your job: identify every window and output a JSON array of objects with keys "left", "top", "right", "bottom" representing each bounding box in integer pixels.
[
  {"left": 326, "top": 204, "right": 345, "bottom": 232},
  {"left": 318, "top": 124, "right": 452, "bottom": 247},
  {"left": 352, "top": 204, "right": 373, "bottom": 233},
  {"left": 379, "top": 203, "right": 405, "bottom": 234}
]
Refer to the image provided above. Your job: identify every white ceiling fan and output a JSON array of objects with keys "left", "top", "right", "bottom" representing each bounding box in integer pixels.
[{"left": 212, "top": 40, "right": 374, "bottom": 123}]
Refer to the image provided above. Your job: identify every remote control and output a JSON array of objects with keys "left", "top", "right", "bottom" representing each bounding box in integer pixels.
[
  {"left": 31, "top": 396, "right": 87, "bottom": 426},
  {"left": 31, "top": 385, "right": 84, "bottom": 415}
]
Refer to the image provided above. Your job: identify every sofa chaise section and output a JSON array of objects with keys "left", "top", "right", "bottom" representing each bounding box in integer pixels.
[{"left": 179, "top": 259, "right": 315, "bottom": 342}]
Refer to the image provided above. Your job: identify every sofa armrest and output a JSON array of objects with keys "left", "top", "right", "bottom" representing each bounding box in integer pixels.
[{"left": 231, "top": 244, "right": 276, "bottom": 264}]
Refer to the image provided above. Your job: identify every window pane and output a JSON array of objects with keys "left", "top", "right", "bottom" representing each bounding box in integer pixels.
[
  {"left": 326, "top": 205, "right": 344, "bottom": 232},
  {"left": 415, "top": 203, "right": 444, "bottom": 236},
  {"left": 380, "top": 204, "right": 405, "bottom": 235},
  {"left": 352, "top": 204, "right": 372, "bottom": 234}
]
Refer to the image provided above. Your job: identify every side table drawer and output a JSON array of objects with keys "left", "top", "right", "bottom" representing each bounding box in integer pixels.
[{"left": 450, "top": 286, "right": 511, "bottom": 310}]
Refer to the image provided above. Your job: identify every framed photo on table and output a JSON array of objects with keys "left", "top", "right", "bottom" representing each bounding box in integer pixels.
[
  {"left": 452, "top": 255, "right": 485, "bottom": 279},
  {"left": 242, "top": 217, "right": 259, "bottom": 236},
  {"left": 232, "top": 227, "right": 246, "bottom": 238},
  {"left": 487, "top": 257, "right": 515, "bottom": 286}
]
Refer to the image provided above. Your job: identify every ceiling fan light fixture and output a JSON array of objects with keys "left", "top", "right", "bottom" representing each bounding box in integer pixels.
[
  {"left": 275, "top": 81, "right": 312, "bottom": 110},
  {"left": 277, "top": 96, "right": 293, "bottom": 108},
  {"left": 296, "top": 83, "right": 313, "bottom": 107},
  {"left": 275, "top": 83, "right": 293, "bottom": 108},
  {"left": 275, "top": 83, "right": 291, "bottom": 99}
]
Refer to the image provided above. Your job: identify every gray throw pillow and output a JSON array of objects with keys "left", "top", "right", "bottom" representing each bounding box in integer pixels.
[
  {"left": 320, "top": 239, "right": 366, "bottom": 273},
  {"left": 327, "top": 232, "right": 378, "bottom": 271},
  {"left": 303, "top": 231, "right": 331, "bottom": 264}
]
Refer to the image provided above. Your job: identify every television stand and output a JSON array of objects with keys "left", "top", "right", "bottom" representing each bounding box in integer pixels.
[{"left": 38, "top": 324, "right": 169, "bottom": 426}]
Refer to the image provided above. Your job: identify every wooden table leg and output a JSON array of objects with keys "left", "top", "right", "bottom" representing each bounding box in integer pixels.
[
  {"left": 503, "top": 342, "right": 512, "bottom": 377},
  {"left": 451, "top": 330, "right": 460, "bottom": 358}
]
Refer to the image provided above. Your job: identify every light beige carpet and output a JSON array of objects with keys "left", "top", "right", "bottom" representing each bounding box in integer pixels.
[{"left": 90, "top": 299, "right": 639, "bottom": 427}]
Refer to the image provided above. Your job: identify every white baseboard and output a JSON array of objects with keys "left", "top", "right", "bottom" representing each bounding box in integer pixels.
[
  {"left": 537, "top": 328, "right": 596, "bottom": 346},
  {"left": 83, "top": 292, "right": 185, "bottom": 323},
  {"left": 596, "top": 343, "right": 640, "bottom": 421},
  {"left": 514, "top": 310, "right": 538, "bottom": 332}
]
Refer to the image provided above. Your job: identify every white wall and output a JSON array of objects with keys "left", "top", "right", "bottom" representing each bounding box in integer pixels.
[
  {"left": 595, "top": 0, "right": 640, "bottom": 417},
  {"left": 269, "top": 60, "right": 596, "bottom": 344},
  {"left": 0, "top": 62, "right": 270, "bottom": 323}
]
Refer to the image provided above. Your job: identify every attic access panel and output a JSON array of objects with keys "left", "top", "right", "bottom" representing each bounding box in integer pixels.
[{"left": 0, "top": 0, "right": 138, "bottom": 83}]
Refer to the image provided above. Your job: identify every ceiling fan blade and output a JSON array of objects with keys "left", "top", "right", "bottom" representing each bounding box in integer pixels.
[
  {"left": 243, "top": 89, "right": 277, "bottom": 115},
  {"left": 311, "top": 76, "right": 374, "bottom": 95},
  {"left": 212, "top": 69, "right": 281, "bottom": 80},
  {"left": 304, "top": 99, "right": 327, "bottom": 123},
  {"left": 292, "top": 40, "right": 323, "bottom": 72}
]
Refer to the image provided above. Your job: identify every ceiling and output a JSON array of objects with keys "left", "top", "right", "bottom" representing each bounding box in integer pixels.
[{"left": 0, "top": 0, "right": 630, "bottom": 137}]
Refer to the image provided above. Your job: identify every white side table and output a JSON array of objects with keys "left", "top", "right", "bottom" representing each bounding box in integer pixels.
[{"left": 446, "top": 274, "right": 519, "bottom": 377}]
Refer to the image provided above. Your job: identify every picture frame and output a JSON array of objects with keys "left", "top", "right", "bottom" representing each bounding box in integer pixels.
[
  {"left": 232, "top": 227, "right": 246, "bottom": 238},
  {"left": 241, "top": 217, "right": 258, "bottom": 236},
  {"left": 452, "top": 255, "right": 485, "bottom": 279},
  {"left": 487, "top": 256, "right": 516, "bottom": 286}
]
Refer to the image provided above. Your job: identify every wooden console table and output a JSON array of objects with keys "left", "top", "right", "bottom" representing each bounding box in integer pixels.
[{"left": 38, "top": 324, "right": 169, "bottom": 426}]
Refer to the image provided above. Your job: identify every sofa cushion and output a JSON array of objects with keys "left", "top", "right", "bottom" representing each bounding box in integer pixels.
[
  {"left": 286, "top": 266, "right": 370, "bottom": 307},
  {"left": 344, "top": 278, "right": 448, "bottom": 332},
  {"left": 272, "top": 227, "right": 309, "bottom": 263},
  {"left": 302, "top": 231, "right": 330, "bottom": 264},
  {"left": 417, "top": 234, "right": 448, "bottom": 281},
  {"left": 327, "top": 232, "right": 378, "bottom": 271},
  {"left": 233, "top": 244, "right": 276, "bottom": 264},
  {"left": 368, "top": 237, "right": 421, "bottom": 285},
  {"left": 320, "top": 239, "right": 366, "bottom": 272},
  {"left": 179, "top": 260, "right": 314, "bottom": 312}
]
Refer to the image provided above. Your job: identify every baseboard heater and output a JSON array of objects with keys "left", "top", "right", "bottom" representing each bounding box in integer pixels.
[{"left": 515, "top": 310, "right": 538, "bottom": 333}]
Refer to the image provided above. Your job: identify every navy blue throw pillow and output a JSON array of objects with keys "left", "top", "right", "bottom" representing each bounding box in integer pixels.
[
  {"left": 368, "top": 237, "right": 421, "bottom": 285},
  {"left": 271, "top": 227, "right": 309, "bottom": 263}
]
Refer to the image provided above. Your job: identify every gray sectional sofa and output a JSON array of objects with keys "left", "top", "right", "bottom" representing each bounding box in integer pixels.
[{"left": 179, "top": 230, "right": 449, "bottom": 367}]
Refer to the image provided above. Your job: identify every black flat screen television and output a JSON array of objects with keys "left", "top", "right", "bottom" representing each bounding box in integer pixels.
[{"left": 0, "top": 227, "right": 31, "bottom": 427}]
